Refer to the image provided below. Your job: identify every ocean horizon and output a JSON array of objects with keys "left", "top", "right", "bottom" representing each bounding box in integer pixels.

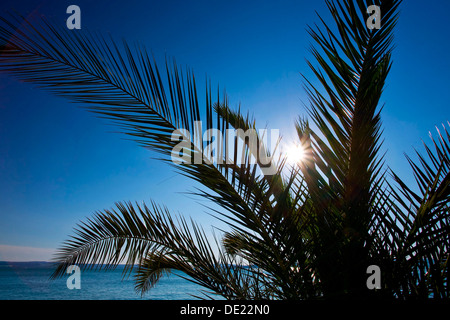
[{"left": 0, "top": 261, "right": 205, "bottom": 300}]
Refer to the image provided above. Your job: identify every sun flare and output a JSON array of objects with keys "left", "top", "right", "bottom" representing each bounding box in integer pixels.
[{"left": 285, "top": 143, "right": 306, "bottom": 165}]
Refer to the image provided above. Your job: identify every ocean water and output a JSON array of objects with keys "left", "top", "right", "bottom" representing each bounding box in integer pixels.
[{"left": 0, "top": 261, "right": 205, "bottom": 300}]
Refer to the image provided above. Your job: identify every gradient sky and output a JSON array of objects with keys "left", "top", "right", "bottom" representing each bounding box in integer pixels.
[{"left": 0, "top": 0, "right": 449, "bottom": 261}]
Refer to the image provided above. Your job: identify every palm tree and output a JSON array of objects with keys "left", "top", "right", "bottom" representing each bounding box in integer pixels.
[{"left": 0, "top": 0, "right": 448, "bottom": 299}]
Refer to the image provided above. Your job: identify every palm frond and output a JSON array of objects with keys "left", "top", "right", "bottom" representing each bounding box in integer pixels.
[
  {"left": 50, "top": 199, "right": 272, "bottom": 299},
  {"left": 0, "top": 11, "right": 286, "bottom": 260},
  {"left": 387, "top": 123, "right": 450, "bottom": 298},
  {"left": 295, "top": 0, "right": 402, "bottom": 296}
]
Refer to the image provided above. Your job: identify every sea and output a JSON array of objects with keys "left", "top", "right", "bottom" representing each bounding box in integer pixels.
[{"left": 0, "top": 261, "right": 205, "bottom": 300}]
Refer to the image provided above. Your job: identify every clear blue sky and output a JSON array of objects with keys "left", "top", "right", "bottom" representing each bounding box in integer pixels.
[{"left": 0, "top": 0, "right": 449, "bottom": 261}]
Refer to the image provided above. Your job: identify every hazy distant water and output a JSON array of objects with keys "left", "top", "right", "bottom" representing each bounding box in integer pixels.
[{"left": 0, "top": 261, "right": 204, "bottom": 300}]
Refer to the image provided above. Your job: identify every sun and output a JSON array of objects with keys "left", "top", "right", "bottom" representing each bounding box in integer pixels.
[{"left": 285, "top": 143, "right": 306, "bottom": 165}]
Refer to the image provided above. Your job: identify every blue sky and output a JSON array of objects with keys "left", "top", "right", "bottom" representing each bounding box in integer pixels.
[{"left": 0, "top": 0, "right": 449, "bottom": 261}]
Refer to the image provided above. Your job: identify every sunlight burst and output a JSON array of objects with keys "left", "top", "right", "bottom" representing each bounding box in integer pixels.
[{"left": 285, "top": 143, "right": 306, "bottom": 165}]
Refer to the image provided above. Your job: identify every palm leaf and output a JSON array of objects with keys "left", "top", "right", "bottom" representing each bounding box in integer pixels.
[
  {"left": 388, "top": 123, "right": 450, "bottom": 298},
  {"left": 51, "top": 199, "right": 270, "bottom": 299},
  {"left": 0, "top": 11, "right": 294, "bottom": 297},
  {"left": 294, "top": 0, "right": 403, "bottom": 296}
]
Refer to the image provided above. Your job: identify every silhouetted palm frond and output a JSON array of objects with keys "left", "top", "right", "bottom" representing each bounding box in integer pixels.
[{"left": 0, "top": 9, "right": 292, "bottom": 298}]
